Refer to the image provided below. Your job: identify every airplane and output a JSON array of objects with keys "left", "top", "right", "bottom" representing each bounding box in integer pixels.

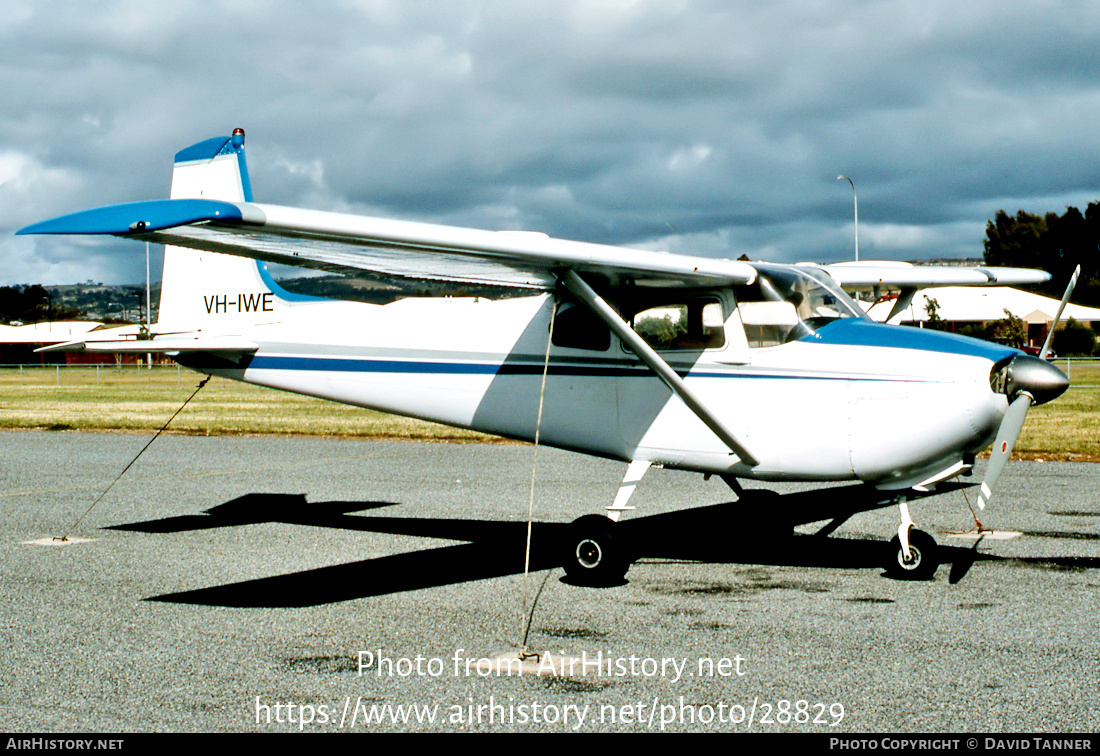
[{"left": 18, "top": 128, "right": 1074, "bottom": 586}]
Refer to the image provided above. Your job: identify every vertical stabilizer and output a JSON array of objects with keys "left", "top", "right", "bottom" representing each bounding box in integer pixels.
[{"left": 157, "top": 129, "right": 279, "bottom": 331}]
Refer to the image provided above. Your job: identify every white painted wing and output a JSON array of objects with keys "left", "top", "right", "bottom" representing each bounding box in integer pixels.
[
  {"left": 137, "top": 202, "right": 758, "bottom": 290},
  {"left": 823, "top": 261, "right": 1051, "bottom": 291}
]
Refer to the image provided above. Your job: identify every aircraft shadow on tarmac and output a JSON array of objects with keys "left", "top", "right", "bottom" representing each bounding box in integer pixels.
[{"left": 106, "top": 485, "right": 1099, "bottom": 607}]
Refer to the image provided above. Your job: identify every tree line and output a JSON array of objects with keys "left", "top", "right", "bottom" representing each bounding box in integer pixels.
[
  {"left": 983, "top": 203, "right": 1100, "bottom": 355},
  {"left": 0, "top": 284, "right": 75, "bottom": 324},
  {"left": 984, "top": 203, "right": 1100, "bottom": 306}
]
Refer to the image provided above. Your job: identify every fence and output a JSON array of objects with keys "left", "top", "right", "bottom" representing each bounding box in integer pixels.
[
  {"left": 0, "top": 363, "right": 191, "bottom": 388},
  {"left": 1056, "top": 356, "right": 1100, "bottom": 385}
]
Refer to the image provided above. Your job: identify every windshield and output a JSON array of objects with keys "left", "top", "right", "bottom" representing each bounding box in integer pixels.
[{"left": 736, "top": 264, "right": 866, "bottom": 347}]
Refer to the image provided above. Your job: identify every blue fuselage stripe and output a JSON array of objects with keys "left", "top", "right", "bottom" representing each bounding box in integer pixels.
[
  {"left": 236, "top": 321, "right": 1010, "bottom": 381},
  {"left": 251, "top": 355, "right": 499, "bottom": 374},
  {"left": 240, "top": 355, "right": 935, "bottom": 383}
]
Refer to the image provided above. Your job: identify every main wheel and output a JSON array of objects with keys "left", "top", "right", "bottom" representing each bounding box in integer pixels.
[
  {"left": 562, "top": 515, "right": 629, "bottom": 586},
  {"left": 886, "top": 529, "right": 939, "bottom": 580}
]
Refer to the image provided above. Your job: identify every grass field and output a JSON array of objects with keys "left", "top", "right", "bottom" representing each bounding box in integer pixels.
[
  {"left": 1, "top": 362, "right": 1097, "bottom": 459},
  {"left": 0, "top": 364, "right": 499, "bottom": 442}
]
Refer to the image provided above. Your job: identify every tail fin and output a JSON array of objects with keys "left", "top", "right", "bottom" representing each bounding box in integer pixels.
[{"left": 157, "top": 129, "right": 280, "bottom": 330}]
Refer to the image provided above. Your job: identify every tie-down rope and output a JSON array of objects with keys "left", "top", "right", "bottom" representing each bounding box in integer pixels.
[
  {"left": 57, "top": 375, "right": 211, "bottom": 541},
  {"left": 519, "top": 297, "right": 557, "bottom": 657}
]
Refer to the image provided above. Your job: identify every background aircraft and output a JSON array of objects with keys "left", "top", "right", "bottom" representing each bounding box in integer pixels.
[{"left": 19, "top": 130, "right": 1071, "bottom": 585}]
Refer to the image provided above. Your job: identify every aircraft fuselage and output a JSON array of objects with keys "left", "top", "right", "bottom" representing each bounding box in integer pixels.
[{"left": 178, "top": 286, "right": 1018, "bottom": 491}]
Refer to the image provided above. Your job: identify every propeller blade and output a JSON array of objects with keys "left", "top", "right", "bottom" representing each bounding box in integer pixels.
[
  {"left": 1040, "top": 264, "right": 1081, "bottom": 360},
  {"left": 977, "top": 264, "right": 1079, "bottom": 513},
  {"left": 977, "top": 393, "right": 1033, "bottom": 510}
]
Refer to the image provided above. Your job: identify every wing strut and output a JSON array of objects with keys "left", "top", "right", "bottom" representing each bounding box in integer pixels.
[
  {"left": 885, "top": 288, "right": 917, "bottom": 324},
  {"left": 559, "top": 270, "right": 758, "bottom": 467}
]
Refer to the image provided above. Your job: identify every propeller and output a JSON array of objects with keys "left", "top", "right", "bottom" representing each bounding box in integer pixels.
[
  {"left": 976, "top": 265, "right": 1079, "bottom": 511},
  {"left": 977, "top": 391, "right": 1033, "bottom": 510},
  {"left": 1040, "top": 265, "right": 1081, "bottom": 360}
]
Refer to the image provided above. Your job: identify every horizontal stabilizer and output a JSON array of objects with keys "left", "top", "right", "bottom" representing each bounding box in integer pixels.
[
  {"left": 16, "top": 199, "right": 259, "bottom": 236},
  {"left": 37, "top": 330, "right": 259, "bottom": 354}
]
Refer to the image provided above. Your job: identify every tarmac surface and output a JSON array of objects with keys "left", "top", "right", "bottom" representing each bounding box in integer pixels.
[{"left": 2, "top": 431, "right": 1099, "bottom": 733}]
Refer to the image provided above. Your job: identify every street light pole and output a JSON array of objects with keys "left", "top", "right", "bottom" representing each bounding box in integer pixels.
[
  {"left": 145, "top": 241, "right": 152, "bottom": 369},
  {"left": 837, "top": 175, "right": 859, "bottom": 263},
  {"left": 145, "top": 241, "right": 151, "bottom": 332}
]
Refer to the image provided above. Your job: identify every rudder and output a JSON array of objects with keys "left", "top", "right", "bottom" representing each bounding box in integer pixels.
[{"left": 157, "top": 129, "right": 279, "bottom": 330}]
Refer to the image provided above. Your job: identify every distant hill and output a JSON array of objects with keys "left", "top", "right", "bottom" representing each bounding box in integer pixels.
[{"left": 3, "top": 274, "right": 530, "bottom": 325}]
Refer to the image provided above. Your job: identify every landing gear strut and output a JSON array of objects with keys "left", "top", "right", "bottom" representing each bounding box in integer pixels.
[
  {"left": 885, "top": 501, "right": 939, "bottom": 579},
  {"left": 562, "top": 515, "right": 630, "bottom": 586}
]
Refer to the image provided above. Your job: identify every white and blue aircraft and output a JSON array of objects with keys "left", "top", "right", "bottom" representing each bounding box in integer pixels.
[{"left": 19, "top": 129, "right": 1073, "bottom": 585}]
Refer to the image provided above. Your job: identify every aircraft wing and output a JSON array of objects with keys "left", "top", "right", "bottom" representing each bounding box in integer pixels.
[
  {"left": 822, "top": 261, "right": 1051, "bottom": 292},
  {"left": 817, "top": 261, "right": 1052, "bottom": 324},
  {"left": 18, "top": 199, "right": 758, "bottom": 290}
]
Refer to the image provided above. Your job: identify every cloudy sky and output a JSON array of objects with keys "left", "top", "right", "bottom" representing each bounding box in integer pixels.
[{"left": 2, "top": 0, "right": 1099, "bottom": 285}]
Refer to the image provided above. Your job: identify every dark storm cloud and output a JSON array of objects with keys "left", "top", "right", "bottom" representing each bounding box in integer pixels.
[{"left": 2, "top": 0, "right": 1100, "bottom": 284}]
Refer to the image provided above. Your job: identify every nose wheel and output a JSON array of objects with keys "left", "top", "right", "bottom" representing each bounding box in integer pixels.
[
  {"left": 562, "top": 515, "right": 630, "bottom": 586},
  {"left": 887, "top": 528, "right": 939, "bottom": 580}
]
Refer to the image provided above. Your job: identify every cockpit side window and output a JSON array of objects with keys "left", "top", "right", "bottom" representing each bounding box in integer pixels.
[
  {"left": 737, "top": 296, "right": 801, "bottom": 348},
  {"left": 629, "top": 299, "right": 725, "bottom": 352}
]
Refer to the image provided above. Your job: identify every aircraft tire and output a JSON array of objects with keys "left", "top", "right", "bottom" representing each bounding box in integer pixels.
[
  {"left": 886, "top": 529, "right": 939, "bottom": 580},
  {"left": 562, "top": 515, "right": 628, "bottom": 586}
]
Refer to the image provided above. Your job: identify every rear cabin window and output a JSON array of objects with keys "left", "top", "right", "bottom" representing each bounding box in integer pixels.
[{"left": 552, "top": 302, "right": 611, "bottom": 351}]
